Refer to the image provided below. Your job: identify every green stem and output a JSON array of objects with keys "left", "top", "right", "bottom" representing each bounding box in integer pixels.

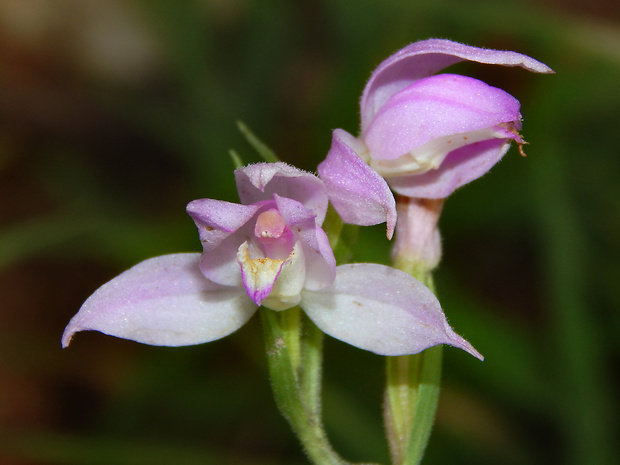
[
  {"left": 300, "top": 314, "right": 324, "bottom": 419},
  {"left": 280, "top": 306, "right": 302, "bottom": 378},
  {"left": 260, "top": 308, "right": 351, "bottom": 465},
  {"left": 387, "top": 252, "right": 443, "bottom": 465},
  {"left": 405, "top": 347, "right": 442, "bottom": 463},
  {"left": 385, "top": 355, "right": 418, "bottom": 463},
  {"left": 385, "top": 345, "right": 442, "bottom": 465},
  {"left": 259, "top": 206, "right": 383, "bottom": 464}
]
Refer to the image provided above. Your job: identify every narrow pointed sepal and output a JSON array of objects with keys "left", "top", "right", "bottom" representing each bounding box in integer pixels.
[
  {"left": 318, "top": 129, "right": 396, "bottom": 239},
  {"left": 62, "top": 254, "right": 257, "bottom": 347},
  {"left": 300, "top": 263, "right": 483, "bottom": 359},
  {"left": 361, "top": 38, "right": 554, "bottom": 130}
]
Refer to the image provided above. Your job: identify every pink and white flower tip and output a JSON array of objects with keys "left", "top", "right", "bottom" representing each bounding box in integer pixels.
[
  {"left": 62, "top": 162, "right": 482, "bottom": 360},
  {"left": 318, "top": 38, "right": 553, "bottom": 222}
]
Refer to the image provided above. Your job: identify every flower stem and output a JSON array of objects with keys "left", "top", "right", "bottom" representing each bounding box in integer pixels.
[
  {"left": 386, "top": 198, "right": 444, "bottom": 465},
  {"left": 260, "top": 307, "right": 352, "bottom": 465},
  {"left": 405, "top": 347, "right": 442, "bottom": 463},
  {"left": 280, "top": 306, "right": 302, "bottom": 377},
  {"left": 261, "top": 204, "right": 381, "bottom": 464},
  {"left": 300, "top": 313, "right": 324, "bottom": 418},
  {"left": 385, "top": 332, "right": 443, "bottom": 465}
]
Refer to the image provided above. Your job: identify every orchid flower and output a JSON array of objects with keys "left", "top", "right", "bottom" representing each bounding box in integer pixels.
[
  {"left": 62, "top": 162, "right": 481, "bottom": 359},
  {"left": 318, "top": 39, "right": 553, "bottom": 234}
]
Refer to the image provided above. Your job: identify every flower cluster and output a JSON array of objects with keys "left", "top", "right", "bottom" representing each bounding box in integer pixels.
[{"left": 63, "top": 39, "right": 551, "bottom": 362}]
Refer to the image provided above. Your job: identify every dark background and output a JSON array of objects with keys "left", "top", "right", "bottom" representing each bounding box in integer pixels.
[{"left": 1, "top": 1, "right": 619, "bottom": 464}]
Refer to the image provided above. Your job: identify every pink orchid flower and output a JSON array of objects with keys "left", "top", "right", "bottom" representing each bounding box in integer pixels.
[
  {"left": 318, "top": 39, "right": 553, "bottom": 235},
  {"left": 62, "top": 162, "right": 481, "bottom": 358}
]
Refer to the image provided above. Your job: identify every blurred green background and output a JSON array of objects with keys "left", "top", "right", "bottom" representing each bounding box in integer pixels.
[{"left": 0, "top": 0, "right": 618, "bottom": 464}]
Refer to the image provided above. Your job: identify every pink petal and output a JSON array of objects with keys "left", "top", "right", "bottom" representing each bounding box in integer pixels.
[
  {"left": 317, "top": 129, "right": 396, "bottom": 239},
  {"left": 235, "top": 162, "right": 329, "bottom": 224},
  {"left": 388, "top": 138, "right": 512, "bottom": 198},
  {"left": 187, "top": 199, "right": 263, "bottom": 286},
  {"left": 300, "top": 263, "right": 483, "bottom": 358},
  {"left": 272, "top": 193, "right": 318, "bottom": 228},
  {"left": 186, "top": 198, "right": 261, "bottom": 248},
  {"left": 272, "top": 194, "right": 336, "bottom": 290},
  {"left": 62, "top": 254, "right": 257, "bottom": 347},
  {"left": 298, "top": 224, "right": 337, "bottom": 291},
  {"left": 364, "top": 74, "right": 521, "bottom": 160},
  {"left": 361, "top": 38, "right": 553, "bottom": 131},
  {"left": 237, "top": 241, "right": 287, "bottom": 306}
]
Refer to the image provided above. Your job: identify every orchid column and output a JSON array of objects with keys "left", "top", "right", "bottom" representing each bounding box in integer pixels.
[{"left": 319, "top": 39, "right": 553, "bottom": 464}]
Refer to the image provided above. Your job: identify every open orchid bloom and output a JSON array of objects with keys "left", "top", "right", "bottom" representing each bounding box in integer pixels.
[
  {"left": 318, "top": 39, "right": 553, "bottom": 226},
  {"left": 62, "top": 162, "right": 481, "bottom": 359}
]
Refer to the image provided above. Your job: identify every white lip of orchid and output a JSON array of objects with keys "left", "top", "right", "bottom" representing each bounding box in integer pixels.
[
  {"left": 238, "top": 207, "right": 307, "bottom": 311},
  {"left": 238, "top": 239, "right": 284, "bottom": 280},
  {"left": 368, "top": 125, "right": 520, "bottom": 178},
  {"left": 260, "top": 241, "right": 305, "bottom": 310},
  {"left": 237, "top": 240, "right": 305, "bottom": 311}
]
